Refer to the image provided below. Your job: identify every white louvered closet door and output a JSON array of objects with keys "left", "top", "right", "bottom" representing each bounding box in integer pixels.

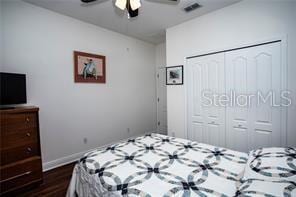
[
  {"left": 225, "top": 41, "right": 284, "bottom": 152},
  {"left": 187, "top": 53, "right": 226, "bottom": 147}
]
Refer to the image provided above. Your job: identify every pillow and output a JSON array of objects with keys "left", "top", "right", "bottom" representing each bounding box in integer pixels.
[
  {"left": 236, "top": 179, "right": 296, "bottom": 197},
  {"left": 243, "top": 147, "right": 296, "bottom": 181}
]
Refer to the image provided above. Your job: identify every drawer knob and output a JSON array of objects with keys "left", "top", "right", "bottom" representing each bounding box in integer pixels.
[
  {"left": 27, "top": 147, "right": 32, "bottom": 153},
  {"left": 26, "top": 132, "right": 31, "bottom": 137},
  {"left": 26, "top": 117, "right": 30, "bottom": 122}
]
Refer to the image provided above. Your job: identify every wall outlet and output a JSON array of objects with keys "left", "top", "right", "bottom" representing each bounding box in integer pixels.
[
  {"left": 127, "top": 128, "right": 130, "bottom": 134},
  {"left": 83, "top": 137, "right": 88, "bottom": 144},
  {"left": 171, "top": 132, "right": 175, "bottom": 137}
]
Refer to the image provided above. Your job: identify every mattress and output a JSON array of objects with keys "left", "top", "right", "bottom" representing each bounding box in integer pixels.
[{"left": 67, "top": 133, "right": 248, "bottom": 196}]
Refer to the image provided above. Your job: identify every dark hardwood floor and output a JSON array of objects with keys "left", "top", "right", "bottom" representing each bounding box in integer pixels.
[{"left": 4, "top": 162, "right": 76, "bottom": 197}]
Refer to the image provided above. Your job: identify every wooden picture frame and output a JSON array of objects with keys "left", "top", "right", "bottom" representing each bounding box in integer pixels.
[
  {"left": 166, "top": 65, "right": 183, "bottom": 85},
  {"left": 74, "top": 51, "right": 106, "bottom": 83}
]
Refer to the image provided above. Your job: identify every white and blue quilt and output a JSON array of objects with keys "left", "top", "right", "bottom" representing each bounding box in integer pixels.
[
  {"left": 67, "top": 133, "right": 295, "bottom": 196},
  {"left": 67, "top": 133, "right": 248, "bottom": 196}
]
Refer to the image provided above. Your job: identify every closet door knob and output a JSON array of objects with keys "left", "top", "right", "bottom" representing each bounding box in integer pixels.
[
  {"left": 26, "top": 117, "right": 30, "bottom": 122},
  {"left": 26, "top": 132, "right": 31, "bottom": 137}
]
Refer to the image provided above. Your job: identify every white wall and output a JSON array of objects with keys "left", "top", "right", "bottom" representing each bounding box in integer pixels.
[
  {"left": 0, "top": 1, "right": 3, "bottom": 69},
  {"left": 156, "top": 42, "right": 166, "bottom": 68},
  {"left": 1, "top": 0, "right": 157, "bottom": 169},
  {"left": 166, "top": 0, "right": 296, "bottom": 146}
]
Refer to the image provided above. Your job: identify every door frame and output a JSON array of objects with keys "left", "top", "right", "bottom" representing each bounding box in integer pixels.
[{"left": 184, "top": 35, "right": 288, "bottom": 146}]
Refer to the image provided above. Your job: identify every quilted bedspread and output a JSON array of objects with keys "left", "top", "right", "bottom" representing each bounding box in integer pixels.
[{"left": 67, "top": 133, "right": 248, "bottom": 196}]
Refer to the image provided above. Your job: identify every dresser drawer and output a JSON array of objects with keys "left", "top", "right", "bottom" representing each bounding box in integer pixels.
[
  {"left": 0, "top": 112, "right": 38, "bottom": 134},
  {"left": 0, "top": 127, "right": 38, "bottom": 149},
  {"left": 0, "top": 157, "right": 42, "bottom": 194},
  {"left": 0, "top": 143, "right": 39, "bottom": 165}
]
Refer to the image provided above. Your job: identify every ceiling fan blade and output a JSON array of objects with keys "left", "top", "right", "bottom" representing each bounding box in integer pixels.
[
  {"left": 115, "top": 0, "right": 127, "bottom": 10},
  {"left": 130, "top": 0, "right": 141, "bottom": 10}
]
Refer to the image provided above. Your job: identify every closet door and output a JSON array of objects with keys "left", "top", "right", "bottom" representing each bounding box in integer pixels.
[
  {"left": 225, "top": 48, "right": 251, "bottom": 152},
  {"left": 225, "top": 41, "right": 284, "bottom": 152},
  {"left": 187, "top": 53, "right": 225, "bottom": 147}
]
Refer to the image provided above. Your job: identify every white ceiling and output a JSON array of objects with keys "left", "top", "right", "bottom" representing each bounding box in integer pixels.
[{"left": 24, "top": 0, "right": 240, "bottom": 44}]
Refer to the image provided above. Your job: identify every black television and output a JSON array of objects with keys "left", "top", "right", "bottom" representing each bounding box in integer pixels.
[{"left": 0, "top": 72, "right": 27, "bottom": 106}]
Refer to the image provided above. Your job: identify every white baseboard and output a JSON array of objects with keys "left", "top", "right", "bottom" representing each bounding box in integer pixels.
[
  {"left": 42, "top": 131, "right": 154, "bottom": 172},
  {"left": 42, "top": 150, "right": 85, "bottom": 172}
]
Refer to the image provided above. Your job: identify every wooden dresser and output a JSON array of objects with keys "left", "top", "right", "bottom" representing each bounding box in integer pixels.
[{"left": 0, "top": 106, "right": 43, "bottom": 195}]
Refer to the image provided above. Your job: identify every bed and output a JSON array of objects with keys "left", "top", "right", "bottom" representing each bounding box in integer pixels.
[{"left": 67, "top": 133, "right": 295, "bottom": 197}]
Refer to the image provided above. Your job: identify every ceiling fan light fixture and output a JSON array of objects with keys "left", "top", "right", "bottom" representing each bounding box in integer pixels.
[
  {"left": 130, "top": 0, "right": 141, "bottom": 11},
  {"left": 115, "top": 0, "right": 127, "bottom": 10}
]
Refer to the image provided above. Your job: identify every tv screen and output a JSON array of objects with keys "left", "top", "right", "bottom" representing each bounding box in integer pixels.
[{"left": 0, "top": 72, "right": 27, "bottom": 105}]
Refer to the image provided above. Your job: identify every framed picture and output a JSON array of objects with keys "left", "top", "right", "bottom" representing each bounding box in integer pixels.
[
  {"left": 166, "top": 65, "right": 183, "bottom": 85},
  {"left": 74, "top": 51, "right": 106, "bottom": 83}
]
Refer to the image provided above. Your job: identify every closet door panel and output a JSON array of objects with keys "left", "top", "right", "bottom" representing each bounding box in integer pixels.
[
  {"left": 204, "top": 54, "right": 225, "bottom": 147},
  {"left": 188, "top": 59, "right": 207, "bottom": 142},
  {"left": 192, "top": 122, "right": 206, "bottom": 143},
  {"left": 248, "top": 42, "right": 282, "bottom": 149},
  {"left": 225, "top": 49, "right": 250, "bottom": 152},
  {"left": 187, "top": 53, "right": 225, "bottom": 146},
  {"left": 225, "top": 42, "right": 283, "bottom": 152}
]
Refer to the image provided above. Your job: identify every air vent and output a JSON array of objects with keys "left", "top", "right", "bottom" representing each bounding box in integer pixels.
[{"left": 184, "top": 3, "right": 201, "bottom": 12}]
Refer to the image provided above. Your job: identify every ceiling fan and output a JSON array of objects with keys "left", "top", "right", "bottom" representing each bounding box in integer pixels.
[{"left": 81, "top": 0, "right": 179, "bottom": 18}]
